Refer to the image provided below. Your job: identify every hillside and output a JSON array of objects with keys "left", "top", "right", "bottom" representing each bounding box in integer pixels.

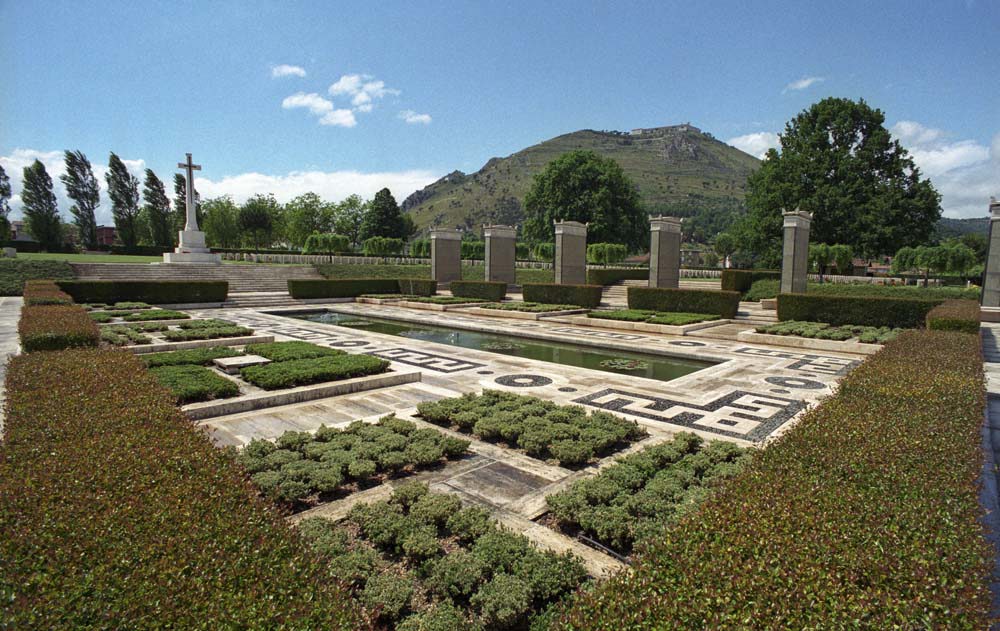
[
  {"left": 936, "top": 216, "right": 989, "bottom": 239},
  {"left": 402, "top": 124, "right": 760, "bottom": 235}
]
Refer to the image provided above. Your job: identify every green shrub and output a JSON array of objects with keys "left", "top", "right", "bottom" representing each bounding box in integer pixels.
[
  {"left": 0, "top": 260, "right": 74, "bottom": 295},
  {"left": 588, "top": 309, "right": 655, "bottom": 322},
  {"left": 162, "top": 325, "right": 253, "bottom": 341},
  {"left": 288, "top": 278, "right": 398, "bottom": 299},
  {"left": 552, "top": 331, "right": 990, "bottom": 628},
  {"left": 362, "top": 572, "right": 414, "bottom": 622},
  {"left": 244, "top": 341, "right": 344, "bottom": 362},
  {"left": 926, "top": 299, "right": 980, "bottom": 334},
  {"left": 586, "top": 267, "right": 648, "bottom": 286},
  {"left": 0, "top": 347, "right": 365, "bottom": 627},
  {"left": 646, "top": 312, "right": 720, "bottom": 325},
  {"left": 149, "top": 364, "right": 240, "bottom": 403},
  {"left": 57, "top": 280, "right": 228, "bottom": 304},
  {"left": 397, "top": 602, "right": 471, "bottom": 631},
  {"left": 19, "top": 304, "right": 100, "bottom": 352},
  {"left": 409, "top": 239, "right": 430, "bottom": 258},
  {"left": 470, "top": 573, "right": 533, "bottom": 628},
  {"left": 776, "top": 293, "right": 942, "bottom": 328},
  {"left": 586, "top": 243, "right": 628, "bottom": 265},
  {"left": 240, "top": 354, "right": 389, "bottom": 390},
  {"left": 122, "top": 308, "right": 190, "bottom": 321},
  {"left": 533, "top": 243, "right": 555, "bottom": 262},
  {"left": 461, "top": 240, "right": 486, "bottom": 259},
  {"left": 407, "top": 295, "right": 488, "bottom": 305},
  {"left": 410, "top": 493, "right": 462, "bottom": 527},
  {"left": 446, "top": 506, "right": 496, "bottom": 541},
  {"left": 743, "top": 278, "right": 781, "bottom": 302},
  {"left": 362, "top": 236, "right": 405, "bottom": 256},
  {"left": 522, "top": 283, "right": 603, "bottom": 308},
  {"left": 390, "top": 480, "right": 429, "bottom": 508},
  {"left": 100, "top": 325, "right": 152, "bottom": 346},
  {"left": 811, "top": 282, "right": 980, "bottom": 301},
  {"left": 176, "top": 318, "right": 236, "bottom": 329},
  {"left": 477, "top": 301, "right": 579, "bottom": 312},
  {"left": 628, "top": 286, "right": 740, "bottom": 318},
  {"left": 397, "top": 278, "right": 437, "bottom": 296},
  {"left": 756, "top": 321, "right": 902, "bottom": 344},
  {"left": 449, "top": 280, "right": 507, "bottom": 301},
  {"left": 721, "top": 269, "right": 780, "bottom": 293},
  {"left": 302, "top": 232, "right": 350, "bottom": 255}
]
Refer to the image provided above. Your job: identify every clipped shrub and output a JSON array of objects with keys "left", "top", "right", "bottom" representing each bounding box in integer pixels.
[
  {"left": 470, "top": 573, "right": 533, "bottom": 628},
  {"left": 362, "top": 572, "right": 414, "bottom": 622},
  {"left": 409, "top": 239, "right": 430, "bottom": 258},
  {"left": 121, "top": 308, "right": 190, "bottom": 321},
  {"left": 532, "top": 243, "right": 555, "bottom": 262},
  {"left": 628, "top": 286, "right": 740, "bottom": 318},
  {"left": 302, "top": 232, "right": 350, "bottom": 255},
  {"left": 19, "top": 304, "right": 100, "bottom": 352},
  {"left": 57, "top": 280, "right": 228, "bottom": 304},
  {"left": 522, "top": 283, "right": 603, "bottom": 308},
  {"left": 926, "top": 299, "right": 980, "bottom": 334},
  {"left": 449, "top": 280, "right": 507, "bottom": 301},
  {"left": 240, "top": 354, "right": 389, "bottom": 390},
  {"left": 396, "top": 278, "right": 436, "bottom": 296},
  {"left": 0, "top": 260, "right": 74, "bottom": 296},
  {"left": 586, "top": 243, "right": 628, "bottom": 265},
  {"left": 743, "top": 278, "right": 780, "bottom": 302},
  {"left": 461, "top": 240, "right": 486, "bottom": 260},
  {"left": 288, "top": 278, "right": 399, "bottom": 299},
  {"left": 721, "top": 269, "right": 781, "bottom": 293},
  {"left": 149, "top": 364, "right": 241, "bottom": 403},
  {"left": 586, "top": 267, "right": 648, "bottom": 285},
  {"left": 244, "top": 341, "right": 344, "bottom": 362},
  {"left": 162, "top": 325, "right": 253, "bottom": 341},
  {"left": 776, "top": 293, "right": 942, "bottom": 328},
  {"left": 362, "top": 236, "right": 405, "bottom": 256}
]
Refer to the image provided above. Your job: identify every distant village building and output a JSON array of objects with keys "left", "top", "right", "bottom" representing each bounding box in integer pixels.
[
  {"left": 10, "top": 220, "right": 32, "bottom": 241},
  {"left": 96, "top": 226, "right": 117, "bottom": 247}
]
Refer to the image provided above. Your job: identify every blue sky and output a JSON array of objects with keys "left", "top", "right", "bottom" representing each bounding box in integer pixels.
[{"left": 2, "top": 0, "right": 998, "bottom": 222}]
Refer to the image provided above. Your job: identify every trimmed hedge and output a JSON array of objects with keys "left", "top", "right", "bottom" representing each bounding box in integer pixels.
[
  {"left": 522, "top": 283, "right": 603, "bottom": 309},
  {"left": 0, "top": 347, "right": 365, "bottom": 627},
  {"left": 721, "top": 269, "right": 781, "bottom": 293},
  {"left": 586, "top": 267, "right": 648, "bottom": 286},
  {"left": 552, "top": 330, "right": 990, "bottom": 628},
  {"left": 926, "top": 299, "right": 980, "bottom": 334},
  {"left": 628, "top": 286, "right": 741, "bottom": 319},
  {"left": 19, "top": 304, "right": 100, "bottom": 352},
  {"left": 150, "top": 364, "right": 241, "bottom": 403},
  {"left": 756, "top": 320, "right": 901, "bottom": 344},
  {"left": 0, "top": 260, "right": 74, "bottom": 295},
  {"left": 288, "top": 278, "right": 436, "bottom": 299},
  {"left": 57, "top": 280, "right": 228, "bottom": 304},
  {"left": 777, "top": 293, "right": 943, "bottom": 328},
  {"left": 240, "top": 354, "right": 390, "bottom": 390},
  {"left": 245, "top": 341, "right": 344, "bottom": 362},
  {"left": 142, "top": 346, "right": 244, "bottom": 367},
  {"left": 449, "top": 280, "right": 507, "bottom": 301}
]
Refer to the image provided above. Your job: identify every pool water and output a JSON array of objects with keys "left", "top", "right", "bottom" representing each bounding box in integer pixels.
[{"left": 291, "top": 310, "right": 712, "bottom": 383}]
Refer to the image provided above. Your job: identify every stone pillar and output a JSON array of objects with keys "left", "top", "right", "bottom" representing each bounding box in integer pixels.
[
  {"left": 554, "top": 221, "right": 587, "bottom": 285},
  {"left": 430, "top": 229, "right": 462, "bottom": 285},
  {"left": 648, "top": 216, "right": 682, "bottom": 288},
  {"left": 982, "top": 198, "right": 1000, "bottom": 307},
  {"left": 484, "top": 224, "right": 516, "bottom": 284},
  {"left": 780, "top": 209, "right": 812, "bottom": 294}
]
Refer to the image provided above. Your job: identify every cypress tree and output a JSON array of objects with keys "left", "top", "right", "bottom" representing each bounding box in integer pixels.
[
  {"left": 60, "top": 150, "right": 100, "bottom": 249},
  {"left": 105, "top": 152, "right": 141, "bottom": 249},
  {"left": 0, "top": 165, "right": 11, "bottom": 241},
  {"left": 21, "top": 160, "right": 62, "bottom": 250},
  {"left": 142, "top": 169, "right": 173, "bottom": 246}
]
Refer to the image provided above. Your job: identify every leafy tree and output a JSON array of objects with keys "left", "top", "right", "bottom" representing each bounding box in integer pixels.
[
  {"left": 808, "top": 243, "right": 832, "bottom": 281},
  {"left": 105, "top": 153, "right": 141, "bottom": 249},
  {"left": 892, "top": 243, "right": 977, "bottom": 285},
  {"left": 333, "top": 194, "right": 367, "bottom": 248},
  {"left": 360, "top": 188, "right": 406, "bottom": 241},
  {"left": 0, "top": 165, "right": 11, "bottom": 241},
  {"left": 734, "top": 97, "right": 941, "bottom": 264},
  {"left": 830, "top": 244, "right": 854, "bottom": 274},
  {"left": 523, "top": 150, "right": 646, "bottom": 250},
  {"left": 201, "top": 196, "right": 241, "bottom": 248},
  {"left": 959, "top": 232, "right": 988, "bottom": 263},
  {"left": 702, "top": 251, "right": 720, "bottom": 268},
  {"left": 285, "top": 192, "right": 334, "bottom": 248},
  {"left": 142, "top": 169, "right": 173, "bottom": 247},
  {"left": 239, "top": 194, "right": 279, "bottom": 250},
  {"left": 60, "top": 150, "right": 100, "bottom": 249},
  {"left": 713, "top": 232, "right": 737, "bottom": 268},
  {"left": 21, "top": 160, "right": 63, "bottom": 250}
]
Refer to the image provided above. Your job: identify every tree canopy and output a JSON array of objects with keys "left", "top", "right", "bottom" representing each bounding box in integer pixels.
[
  {"left": 105, "top": 153, "right": 141, "bottom": 249},
  {"left": 60, "top": 150, "right": 100, "bottom": 249},
  {"left": 523, "top": 150, "right": 646, "bottom": 250},
  {"left": 21, "top": 160, "right": 62, "bottom": 250},
  {"left": 733, "top": 97, "right": 941, "bottom": 265},
  {"left": 239, "top": 194, "right": 279, "bottom": 249},
  {"left": 360, "top": 188, "right": 407, "bottom": 241},
  {"left": 142, "top": 169, "right": 173, "bottom": 247},
  {"left": 0, "top": 165, "right": 11, "bottom": 241}
]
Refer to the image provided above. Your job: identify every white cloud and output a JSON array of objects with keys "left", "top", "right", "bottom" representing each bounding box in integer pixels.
[
  {"left": 319, "top": 109, "right": 357, "bottom": 128},
  {"left": 783, "top": 76, "right": 824, "bottom": 93},
  {"left": 399, "top": 110, "right": 432, "bottom": 125},
  {"left": 328, "top": 74, "right": 400, "bottom": 113},
  {"left": 270, "top": 64, "right": 306, "bottom": 79},
  {"left": 727, "top": 132, "right": 779, "bottom": 158},
  {"left": 1, "top": 148, "right": 145, "bottom": 224},
  {"left": 281, "top": 92, "right": 334, "bottom": 116},
  {"left": 329, "top": 74, "right": 364, "bottom": 96},
  {"left": 194, "top": 169, "right": 440, "bottom": 205}
]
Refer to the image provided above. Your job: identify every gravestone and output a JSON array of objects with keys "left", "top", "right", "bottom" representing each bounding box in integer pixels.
[
  {"left": 2, "top": 247, "right": 16, "bottom": 259},
  {"left": 484, "top": 224, "right": 516, "bottom": 284},
  {"left": 430, "top": 229, "right": 462, "bottom": 285},
  {"left": 163, "top": 153, "right": 221, "bottom": 264},
  {"left": 983, "top": 197, "right": 1000, "bottom": 307},
  {"left": 780, "top": 209, "right": 812, "bottom": 294},
  {"left": 649, "top": 216, "right": 682, "bottom": 288},
  {"left": 554, "top": 221, "right": 587, "bottom": 285}
]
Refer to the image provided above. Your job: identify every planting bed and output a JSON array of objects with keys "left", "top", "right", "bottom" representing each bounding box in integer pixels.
[
  {"left": 100, "top": 318, "right": 254, "bottom": 346},
  {"left": 755, "top": 320, "right": 902, "bottom": 343},
  {"left": 589, "top": 309, "right": 720, "bottom": 326},
  {"left": 416, "top": 391, "right": 646, "bottom": 467},
  {"left": 459, "top": 302, "right": 589, "bottom": 320},
  {"left": 150, "top": 364, "right": 241, "bottom": 404},
  {"left": 298, "top": 483, "right": 588, "bottom": 629},
  {"left": 89, "top": 307, "right": 191, "bottom": 323},
  {"left": 238, "top": 417, "right": 470, "bottom": 510}
]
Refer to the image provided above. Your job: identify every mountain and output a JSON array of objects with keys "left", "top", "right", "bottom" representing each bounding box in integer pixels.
[
  {"left": 402, "top": 124, "right": 760, "bottom": 237},
  {"left": 936, "top": 216, "right": 989, "bottom": 239}
]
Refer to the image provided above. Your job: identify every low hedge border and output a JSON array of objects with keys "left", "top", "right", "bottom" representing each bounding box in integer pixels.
[
  {"left": 18, "top": 283, "right": 100, "bottom": 352},
  {"left": 240, "top": 354, "right": 390, "bottom": 390},
  {"left": 522, "top": 283, "right": 603, "bottom": 309},
  {"left": 777, "top": 292, "right": 943, "bottom": 328},
  {"left": 449, "top": 280, "right": 507, "bottom": 301},
  {"left": 0, "top": 260, "right": 74, "bottom": 296},
  {"left": 288, "top": 279, "right": 436, "bottom": 299},
  {"left": 57, "top": 280, "right": 228, "bottom": 304},
  {"left": 551, "top": 329, "right": 990, "bottom": 628},
  {"left": 586, "top": 268, "right": 648, "bottom": 286},
  {"left": 150, "top": 364, "right": 241, "bottom": 404},
  {"left": 721, "top": 269, "right": 781, "bottom": 293},
  {"left": 926, "top": 299, "right": 980, "bottom": 334},
  {"left": 627, "top": 286, "right": 741, "bottom": 319},
  {"left": 0, "top": 347, "right": 365, "bottom": 627}
]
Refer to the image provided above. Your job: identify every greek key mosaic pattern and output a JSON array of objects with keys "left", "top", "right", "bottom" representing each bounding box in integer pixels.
[
  {"left": 732, "top": 347, "right": 859, "bottom": 376},
  {"left": 548, "top": 327, "right": 646, "bottom": 341},
  {"left": 368, "top": 347, "right": 485, "bottom": 373},
  {"left": 574, "top": 388, "right": 806, "bottom": 441}
]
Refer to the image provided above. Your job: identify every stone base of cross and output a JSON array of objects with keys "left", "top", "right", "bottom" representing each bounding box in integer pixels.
[{"left": 163, "top": 152, "right": 221, "bottom": 265}]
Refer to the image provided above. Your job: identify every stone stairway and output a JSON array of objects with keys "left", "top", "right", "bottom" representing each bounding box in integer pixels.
[
  {"left": 733, "top": 302, "right": 778, "bottom": 326},
  {"left": 600, "top": 279, "right": 724, "bottom": 307},
  {"left": 71, "top": 262, "right": 324, "bottom": 295}
]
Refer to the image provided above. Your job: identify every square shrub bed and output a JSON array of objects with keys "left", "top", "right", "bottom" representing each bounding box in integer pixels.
[
  {"left": 0, "top": 347, "right": 364, "bottom": 627},
  {"left": 756, "top": 320, "right": 902, "bottom": 344},
  {"left": 627, "top": 286, "right": 740, "bottom": 319},
  {"left": 149, "top": 364, "right": 241, "bottom": 403},
  {"left": 56, "top": 280, "right": 228, "bottom": 304},
  {"left": 0, "top": 260, "right": 74, "bottom": 295},
  {"left": 589, "top": 310, "right": 720, "bottom": 325},
  {"left": 550, "top": 330, "right": 991, "bottom": 628},
  {"left": 122, "top": 309, "right": 191, "bottom": 321},
  {"left": 101, "top": 325, "right": 153, "bottom": 346},
  {"left": 142, "top": 346, "right": 244, "bottom": 367},
  {"left": 776, "top": 293, "right": 942, "bottom": 328},
  {"left": 416, "top": 390, "right": 645, "bottom": 467},
  {"left": 478, "top": 302, "right": 581, "bottom": 313},
  {"left": 926, "top": 299, "right": 980, "bottom": 334},
  {"left": 407, "top": 296, "right": 488, "bottom": 305},
  {"left": 296, "top": 483, "right": 588, "bottom": 628},
  {"left": 239, "top": 415, "right": 469, "bottom": 508},
  {"left": 244, "top": 341, "right": 344, "bottom": 362},
  {"left": 19, "top": 304, "right": 101, "bottom": 352},
  {"left": 240, "top": 353, "right": 389, "bottom": 390},
  {"left": 162, "top": 325, "right": 253, "bottom": 341},
  {"left": 288, "top": 278, "right": 399, "bottom": 299},
  {"left": 396, "top": 279, "right": 437, "bottom": 296},
  {"left": 449, "top": 280, "right": 507, "bottom": 302},
  {"left": 546, "top": 433, "right": 749, "bottom": 555},
  {"left": 720, "top": 269, "right": 780, "bottom": 293},
  {"left": 522, "top": 283, "right": 603, "bottom": 309}
]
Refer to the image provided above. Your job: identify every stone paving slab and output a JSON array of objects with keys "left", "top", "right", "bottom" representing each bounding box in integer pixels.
[{"left": 0, "top": 297, "right": 23, "bottom": 437}]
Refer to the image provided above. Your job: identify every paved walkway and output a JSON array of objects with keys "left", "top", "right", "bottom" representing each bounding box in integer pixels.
[
  {"left": 0, "top": 296, "right": 23, "bottom": 436},
  {"left": 982, "top": 324, "right": 1000, "bottom": 624}
]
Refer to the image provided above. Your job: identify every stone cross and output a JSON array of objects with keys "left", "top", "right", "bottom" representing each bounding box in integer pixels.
[{"left": 177, "top": 153, "right": 201, "bottom": 232}]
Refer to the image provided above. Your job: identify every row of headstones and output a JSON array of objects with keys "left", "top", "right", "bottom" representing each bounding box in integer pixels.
[{"left": 426, "top": 210, "right": 814, "bottom": 293}]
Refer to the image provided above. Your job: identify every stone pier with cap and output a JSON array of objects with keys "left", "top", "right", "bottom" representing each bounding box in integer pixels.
[
  {"left": 780, "top": 209, "right": 812, "bottom": 294},
  {"left": 554, "top": 221, "right": 587, "bottom": 285},
  {"left": 430, "top": 229, "right": 462, "bottom": 285},
  {"left": 484, "top": 225, "right": 516, "bottom": 285},
  {"left": 649, "top": 216, "right": 682, "bottom": 288}
]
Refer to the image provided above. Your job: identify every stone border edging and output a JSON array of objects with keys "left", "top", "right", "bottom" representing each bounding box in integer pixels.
[
  {"left": 456, "top": 306, "right": 589, "bottom": 321},
  {"left": 562, "top": 314, "right": 731, "bottom": 336},
  {"left": 736, "top": 329, "right": 881, "bottom": 355},
  {"left": 127, "top": 335, "right": 276, "bottom": 354}
]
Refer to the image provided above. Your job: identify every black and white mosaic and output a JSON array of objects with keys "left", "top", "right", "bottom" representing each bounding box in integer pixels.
[
  {"left": 669, "top": 340, "right": 707, "bottom": 347},
  {"left": 495, "top": 374, "right": 553, "bottom": 388},
  {"left": 549, "top": 327, "right": 647, "bottom": 341},
  {"left": 574, "top": 388, "right": 806, "bottom": 441},
  {"left": 368, "top": 347, "right": 485, "bottom": 373},
  {"left": 328, "top": 340, "right": 371, "bottom": 348},
  {"left": 764, "top": 376, "right": 825, "bottom": 390},
  {"left": 732, "top": 347, "right": 858, "bottom": 376}
]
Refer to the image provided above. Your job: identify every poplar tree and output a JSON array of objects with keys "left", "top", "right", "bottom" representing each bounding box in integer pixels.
[
  {"left": 21, "top": 160, "right": 62, "bottom": 250},
  {"left": 142, "top": 169, "right": 173, "bottom": 246},
  {"left": 106, "top": 153, "right": 141, "bottom": 249},
  {"left": 60, "top": 150, "right": 100, "bottom": 249},
  {"left": 0, "top": 165, "right": 11, "bottom": 241}
]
